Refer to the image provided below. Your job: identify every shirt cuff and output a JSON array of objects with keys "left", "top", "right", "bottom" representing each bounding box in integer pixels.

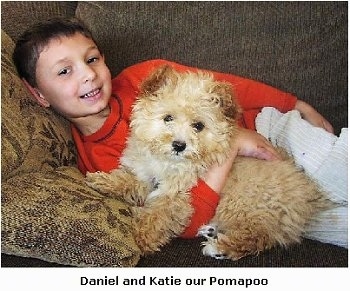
[{"left": 180, "top": 179, "right": 220, "bottom": 238}]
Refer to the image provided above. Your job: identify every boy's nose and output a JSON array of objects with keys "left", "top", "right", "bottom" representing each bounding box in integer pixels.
[{"left": 82, "top": 66, "right": 97, "bottom": 83}]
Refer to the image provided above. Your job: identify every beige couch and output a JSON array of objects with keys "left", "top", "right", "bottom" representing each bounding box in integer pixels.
[{"left": 1, "top": 1, "right": 347, "bottom": 267}]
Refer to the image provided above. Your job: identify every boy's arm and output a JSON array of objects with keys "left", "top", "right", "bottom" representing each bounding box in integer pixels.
[
  {"left": 119, "top": 59, "right": 298, "bottom": 130},
  {"left": 180, "top": 180, "right": 220, "bottom": 238},
  {"left": 212, "top": 71, "right": 298, "bottom": 113},
  {"left": 295, "top": 100, "right": 334, "bottom": 133},
  {"left": 136, "top": 59, "right": 298, "bottom": 112},
  {"left": 118, "top": 59, "right": 332, "bottom": 132},
  {"left": 117, "top": 59, "right": 296, "bottom": 112},
  {"left": 181, "top": 127, "right": 280, "bottom": 238}
]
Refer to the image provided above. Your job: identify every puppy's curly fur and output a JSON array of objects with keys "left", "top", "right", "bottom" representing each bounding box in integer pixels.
[{"left": 86, "top": 65, "right": 329, "bottom": 260}]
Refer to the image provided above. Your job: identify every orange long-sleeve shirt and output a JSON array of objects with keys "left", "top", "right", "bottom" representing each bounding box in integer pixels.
[{"left": 72, "top": 59, "right": 297, "bottom": 238}]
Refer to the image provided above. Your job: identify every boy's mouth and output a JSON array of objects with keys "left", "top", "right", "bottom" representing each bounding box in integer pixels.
[{"left": 80, "top": 88, "right": 101, "bottom": 99}]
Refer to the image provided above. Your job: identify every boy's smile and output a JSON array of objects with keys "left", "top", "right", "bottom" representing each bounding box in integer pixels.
[
  {"left": 80, "top": 88, "right": 101, "bottom": 100},
  {"left": 33, "top": 33, "right": 112, "bottom": 134}
]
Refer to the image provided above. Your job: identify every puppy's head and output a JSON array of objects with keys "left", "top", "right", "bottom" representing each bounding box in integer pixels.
[{"left": 130, "top": 65, "right": 241, "bottom": 166}]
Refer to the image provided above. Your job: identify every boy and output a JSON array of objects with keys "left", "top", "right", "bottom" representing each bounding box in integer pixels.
[{"left": 13, "top": 18, "right": 339, "bottom": 240}]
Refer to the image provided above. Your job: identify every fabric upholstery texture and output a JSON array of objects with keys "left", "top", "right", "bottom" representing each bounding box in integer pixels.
[
  {"left": 1, "top": 1, "right": 347, "bottom": 267},
  {"left": 2, "top": 168, "right": 140, "bottom": 267},
  {"left": 1, "top": 1, "right": 78, "bottom": 42}
]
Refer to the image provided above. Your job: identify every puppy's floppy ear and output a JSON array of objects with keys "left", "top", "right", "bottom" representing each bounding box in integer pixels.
[
  {"left": 212, "top": 82, "right": 241, "bottom": 121},
  {"left": 140, "top": 65, "right": 178, "bottom": 94}
]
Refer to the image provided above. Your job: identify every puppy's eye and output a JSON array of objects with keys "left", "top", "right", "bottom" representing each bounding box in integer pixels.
[
  {"left": 192, "top": 121, "right": 205, "bottom": 132},
  {"left": 164, "top": 115, "right": 174, "bottom": 123}
]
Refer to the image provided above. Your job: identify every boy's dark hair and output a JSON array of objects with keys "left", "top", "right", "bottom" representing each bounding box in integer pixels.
[{"left": 13, "top": 17, "right": 99, "bottom": 87}]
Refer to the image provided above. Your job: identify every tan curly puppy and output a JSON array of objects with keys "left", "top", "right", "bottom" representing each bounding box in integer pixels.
[{"left": 86, "top": 65, "right": 329, "bottom": 260}]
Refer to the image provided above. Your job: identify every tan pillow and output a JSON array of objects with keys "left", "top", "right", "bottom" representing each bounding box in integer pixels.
[{"left": 2, "top": 167, "right": 140, "bottom": 267}]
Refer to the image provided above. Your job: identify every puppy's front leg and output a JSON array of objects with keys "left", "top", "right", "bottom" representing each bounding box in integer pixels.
[
  {"left": 132, "top": 192, "right": 193, "bottom": 254},
  {"left": 85, "top": 168, "right": 150, "bottom": 206}
]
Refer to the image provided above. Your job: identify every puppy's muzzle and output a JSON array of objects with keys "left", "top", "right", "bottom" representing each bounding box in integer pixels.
[{"left": 172, "top": 140, "right": 186, "bottom": 154}]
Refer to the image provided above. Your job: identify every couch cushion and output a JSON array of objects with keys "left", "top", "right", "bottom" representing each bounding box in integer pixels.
[
  {"left": 1, "top": 1, "right": 78, "bottom": 42},
  {"left": 1, "top": 167, "right": 140, "bottom": 267}
]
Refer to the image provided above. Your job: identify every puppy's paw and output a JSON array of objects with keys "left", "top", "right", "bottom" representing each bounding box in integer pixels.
[
  {"left": 200, "top": 239, "right": 228, "bottom": 260},
  {"left": 198, "top": 225, "right": 230, "bottom": 260},
  {"left": 197, "top": 224, "right": 218, "bottom": 239},
  {"left": 145, "top": 188, "right": 163, "bottom": 202},
  {"left": 85, "top": 171, "right": 114, "bottom": 194}
]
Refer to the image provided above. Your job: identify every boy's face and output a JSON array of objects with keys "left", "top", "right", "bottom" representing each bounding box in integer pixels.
[{"left": 32, "top": 33, "right": 112, "bottom": 121}]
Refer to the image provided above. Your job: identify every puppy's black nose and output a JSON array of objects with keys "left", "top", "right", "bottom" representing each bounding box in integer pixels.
[{"left": 172, "top": 140, "right": 186, "bottom": 153}]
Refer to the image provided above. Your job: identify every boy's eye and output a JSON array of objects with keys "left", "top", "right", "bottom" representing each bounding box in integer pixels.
[
  {"left": 87, "top": 57, "right": 98, "bottom": 64},
  {"left": 58, "top": 68, "right": 70, "bottom": 75}
]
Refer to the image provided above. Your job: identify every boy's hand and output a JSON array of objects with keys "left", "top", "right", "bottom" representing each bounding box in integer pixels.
[
  {"left": 233, "top": 127, "right": 281, "bottom": 161},
  {"left": 202, "top": 127, "right": 280, "bottom": 194},
  {"left": 295, "top": 100, "right": 334, "bottom": 133}
]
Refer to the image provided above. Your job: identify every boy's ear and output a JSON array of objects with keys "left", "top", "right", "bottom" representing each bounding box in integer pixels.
[{"left": 21, "top": 78, "right": 50, "bottom": 108}]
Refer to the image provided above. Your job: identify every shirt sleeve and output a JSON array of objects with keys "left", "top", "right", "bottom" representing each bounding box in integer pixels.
[
  {"left": 122, "top": 59, "right": 298, "bottom": 112},
  {"left": 180, "top": 179, "right": 220, "bottom": 239},
  {"left": 209, "top": 71, "right": 298, "bottom": 129},
  {"left": 120, "top": 59, "right": 297, "bottom": 130}
]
